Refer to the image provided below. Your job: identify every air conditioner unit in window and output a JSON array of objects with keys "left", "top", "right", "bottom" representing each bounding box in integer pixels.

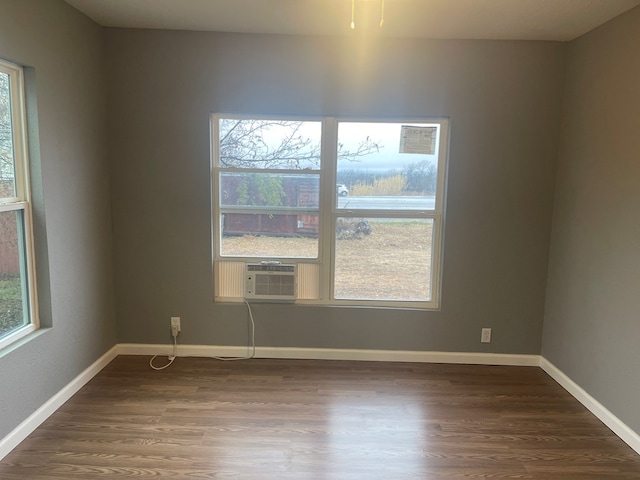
[{"left": 245, "top": 262, "right": 297, "bottom": 302}]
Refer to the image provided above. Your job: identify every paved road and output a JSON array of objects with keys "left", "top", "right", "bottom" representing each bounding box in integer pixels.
[{"left": 337, "top": 195, "right": 436, "bottom": 210}]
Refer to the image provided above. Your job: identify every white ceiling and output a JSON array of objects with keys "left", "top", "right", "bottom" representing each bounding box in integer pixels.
[{"left": 64, "top": 0, "right": 640, "bottom": 41}]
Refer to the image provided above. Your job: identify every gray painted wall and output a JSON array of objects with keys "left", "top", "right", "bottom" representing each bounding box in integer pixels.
[
  {"left": 0, "top": 0, "right": 116, "bottom": 438},
  {"left": 542, "top": 7, "right": 640, "bottom": 433},
  {"left": 106, "top": 30, "right": 565, "bottom": 354}
]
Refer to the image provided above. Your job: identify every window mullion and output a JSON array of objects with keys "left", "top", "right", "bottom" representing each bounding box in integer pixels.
[
  {"left": 220, "top": 167, "right": 320, "bottom": 175},
  {"left": 337, "top": 210, "right": 439, "bottom": 219},
  {"left": 0, "top": 201, "right": 27, "bottom": 212},
  {"left": 219, "top": 206, "right": 319, "bottom": 215},
  {"left": 319, "top": 117, "right": 338, "bottom": 302}
]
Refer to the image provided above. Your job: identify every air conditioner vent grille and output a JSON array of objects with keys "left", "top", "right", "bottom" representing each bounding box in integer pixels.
[{"left": 245, "top": 263, "right": 297, "bottom": 302}]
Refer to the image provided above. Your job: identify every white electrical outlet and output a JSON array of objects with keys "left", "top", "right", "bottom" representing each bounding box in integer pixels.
[
  {"left": 481, "top": 328, "right": 491, "bottom": 343},
  {"left": 170, "top": 316, "right": 181, "bottom": 332}
]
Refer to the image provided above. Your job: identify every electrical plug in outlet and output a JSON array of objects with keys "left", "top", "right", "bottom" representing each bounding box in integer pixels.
[{"left": 170, "top": 317, "right": 181, "bottom": 337}]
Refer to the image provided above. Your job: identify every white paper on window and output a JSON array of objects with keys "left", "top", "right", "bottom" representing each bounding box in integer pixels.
[{"left": 399, "top": 126, "right": 437, "bottom": 155}]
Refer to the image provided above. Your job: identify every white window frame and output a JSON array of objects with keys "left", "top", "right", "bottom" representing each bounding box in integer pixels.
[
  {"left": 211, "top": 114, "right": 448, "bottom": 309},
  {"left": 0, "top": 58, "right": 39, "bottom": 351}
]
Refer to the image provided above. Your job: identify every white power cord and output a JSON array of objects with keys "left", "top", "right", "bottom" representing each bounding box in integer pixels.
[
  {"left": 149, "top": 326, "right": 178, "bottom": 370},
  {"left": 150, "top": 301, "right": 256, "bottom": 370},
  {"left": 211, "top": 301, "right": 256, "bottom": 361}
]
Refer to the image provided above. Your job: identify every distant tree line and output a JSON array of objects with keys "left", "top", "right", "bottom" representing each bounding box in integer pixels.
[{"left": 338, "top": 159, "right": 437, "bottom": 195}]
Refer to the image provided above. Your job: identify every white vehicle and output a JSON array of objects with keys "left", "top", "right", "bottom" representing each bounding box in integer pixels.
[{"left": 337, "top": 184, "right": 349, "bottom": 196}]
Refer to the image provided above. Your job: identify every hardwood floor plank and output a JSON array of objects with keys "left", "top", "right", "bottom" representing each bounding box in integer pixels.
[{"left": 1, "top": 356, "right": 639, "bottom": 479}]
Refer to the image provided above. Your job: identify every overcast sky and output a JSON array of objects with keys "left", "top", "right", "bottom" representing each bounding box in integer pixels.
[{"left": 337, "top": 122, "right": 439, "bottom": 172}]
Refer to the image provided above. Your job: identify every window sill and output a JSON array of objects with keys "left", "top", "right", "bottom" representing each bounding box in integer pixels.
[
  {"left": 214, "top": 297, "right": 439, "bottom": 311},
  {"left": 0, "top": 326, "right": 48, "bottom": 359}
]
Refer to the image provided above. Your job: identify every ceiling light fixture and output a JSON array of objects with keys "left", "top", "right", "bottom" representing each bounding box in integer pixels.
[
  {"left": 351, "top": 0, "right": 356, "bottom": 29},
  {"left": 350, "top": 0, "right": 385, "bottom": 30}
]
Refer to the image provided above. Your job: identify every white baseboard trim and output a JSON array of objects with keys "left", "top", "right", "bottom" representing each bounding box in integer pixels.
[
  {"left": 117, "top": 343, "right": 541, "bottom": 366},
  {"left": 0, "top": 345, "right": 118, "bottom": 462},
  {"left": 540, "top": 356, "right": 640, "bottom": 456}
]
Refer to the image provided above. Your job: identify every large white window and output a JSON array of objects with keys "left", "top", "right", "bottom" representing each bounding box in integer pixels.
[
  {"left": 0, "top": 59, "right": 38, "bottom": 350},
  {"left": 212, "top": 115, "right": 448, "bottom": 308}
]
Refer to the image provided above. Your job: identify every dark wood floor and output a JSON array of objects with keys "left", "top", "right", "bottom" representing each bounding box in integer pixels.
[{"left": 1, "top": 356, "right": 639, "bottom": 479}]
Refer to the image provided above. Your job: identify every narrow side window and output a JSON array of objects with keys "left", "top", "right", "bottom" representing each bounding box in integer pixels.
[{"left": 0, "top": 58, "right": 38, "bottom": 350}]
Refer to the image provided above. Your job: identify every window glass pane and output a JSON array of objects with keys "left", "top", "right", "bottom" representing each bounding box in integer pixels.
[
  {"left": 334, "top": 218, "right": 433, "bottom": 301},
  {"left": 0, "top": 72, "right": 17, "bottom": 198},
  {"left": 0, "top": 210, "right": 28, "bottom": 338},
  {"left": 221, "top": 213, "right": 319, "bottom": 258},
  {"left": 219, "top": 118, "right": 322, "bottom": 169},
  {"left": 336, "top": 122, "right": 439, "bottom": 210},
  {"left": 220, "top": 172, "right": 319, "bottom": 208}
]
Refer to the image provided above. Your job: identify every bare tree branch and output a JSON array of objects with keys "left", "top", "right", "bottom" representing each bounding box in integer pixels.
[{"left": 219, "top": 119, "right": 380, "bottom": 169}]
